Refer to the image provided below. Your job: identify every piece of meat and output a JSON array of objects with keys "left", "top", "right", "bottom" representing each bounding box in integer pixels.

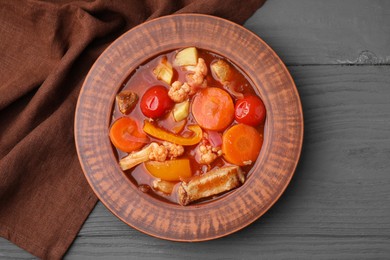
[
  {"left": 116, "top": 90, "right": 138, "bottom": 114},
  {"left": 177, "top": 165, "right": 245, "bottom": 205}
]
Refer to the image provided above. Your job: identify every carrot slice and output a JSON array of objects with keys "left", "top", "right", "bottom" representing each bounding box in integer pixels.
[
  {"left": 109, "top": 117, "right": 149, "bottom": 153},
  {"left": 192, "top": 87, "right": 234, "bottom": 131},
  {"left": 222, "top": 124, "right": 263, "bottom": 166}
]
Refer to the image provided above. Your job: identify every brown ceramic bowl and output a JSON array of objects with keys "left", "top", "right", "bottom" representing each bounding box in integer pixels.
[{"left": 75, "top": 14, "right": 303, "bottom": 241}]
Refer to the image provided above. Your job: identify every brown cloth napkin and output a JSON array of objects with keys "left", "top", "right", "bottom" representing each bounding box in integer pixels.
[{"left": 0, "top": 0, "right": 266, "bottom": 259}]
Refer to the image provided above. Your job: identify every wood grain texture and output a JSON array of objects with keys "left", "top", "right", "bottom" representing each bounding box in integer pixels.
[
  {"left": 3, "top": 65, "right": 387, "bottom": 259},
  {"left": 71, "top": 65, "right": 390, "bottom": 259},
  {"left": 2, "top": 0, "right": 390, "bottom": 259},
  {"left": 245, "top": 0, "right": 390, "bottom": 65}
]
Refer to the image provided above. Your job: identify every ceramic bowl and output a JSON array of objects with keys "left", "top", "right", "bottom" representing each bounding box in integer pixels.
[{"left": 75, "top": 14, "right": 303, "bottom": 241}]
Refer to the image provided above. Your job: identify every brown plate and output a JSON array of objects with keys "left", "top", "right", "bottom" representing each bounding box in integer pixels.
[{"left": 75, "top": 14, "right": 303, "bottom": 241}]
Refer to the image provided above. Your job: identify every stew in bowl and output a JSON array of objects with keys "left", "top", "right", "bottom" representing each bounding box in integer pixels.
[{"left": 75, "top": 14, "right": 303, "bottom": 241}]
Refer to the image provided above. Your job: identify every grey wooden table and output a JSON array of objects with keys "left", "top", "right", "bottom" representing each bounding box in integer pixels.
[{"left": 1, "top": 0, "right": 390, "bottom": 259}]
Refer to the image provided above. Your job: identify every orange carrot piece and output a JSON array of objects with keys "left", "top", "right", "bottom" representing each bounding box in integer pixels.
[
  {"left": 222, "top": 124, "right": 263, "bottom": 166},
  {"left": 191, "top": 87, "right": 234, "bottom": 131},
  {"left": 109, "top": 117, "right": 149, "bottom": 153}
]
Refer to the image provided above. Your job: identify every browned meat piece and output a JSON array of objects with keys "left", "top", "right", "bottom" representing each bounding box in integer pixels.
[
  {"left": 116, "top": 90, "right": 138, "bottom": 114},
  {"left": 178, "top": 165, "right": 245, "bottom": 205},
  {"left": 152, "top": 179, "right": 176, "bottom": 194}
]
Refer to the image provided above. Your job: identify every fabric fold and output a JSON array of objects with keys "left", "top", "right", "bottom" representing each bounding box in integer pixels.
[{"left": 0, "top": 0, "right": 266, "bottom": 258}]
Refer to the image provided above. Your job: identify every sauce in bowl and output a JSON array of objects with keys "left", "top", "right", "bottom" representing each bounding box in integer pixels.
[{"left": 109, "top": 47, "right": 266, "bottom": 205}]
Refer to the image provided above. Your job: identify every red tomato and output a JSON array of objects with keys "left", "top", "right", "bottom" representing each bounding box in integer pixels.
[
  {"left": 140, "top": 85, "right": 173, "bottom": 118},
  {"left": 234, "top": 95, "right": 266, "bottom": 126}
]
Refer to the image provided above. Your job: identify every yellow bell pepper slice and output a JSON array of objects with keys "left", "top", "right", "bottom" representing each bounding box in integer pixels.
[
  {"left": 143, "top": 120, "right": 202, "bottom": 146},
  {"left": 145, "top": 159, "right": 192, "bottom": 181}
]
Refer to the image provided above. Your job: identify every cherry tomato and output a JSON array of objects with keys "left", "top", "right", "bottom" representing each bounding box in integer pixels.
[
  {"left": 234, "top": 95, "right": 266, "bottom": 126},
  {"left": 140, "top": 85, "right": 173, "bottom": 118}
]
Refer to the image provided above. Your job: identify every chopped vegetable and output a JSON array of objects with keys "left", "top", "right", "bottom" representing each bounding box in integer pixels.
[
  {"left": 156, "top": 112, "right": 187, "bottom": 134},
  {"left": 178, "top": 165, "right": 244, "bottom": 205},
  {"left": 168, "top": 81, "right": 193, "bottom": 103},
  {"left": 196, "top": 142, "right": 222, "bottom": 165},
  {"left": 145, "top": 159, "right": 192, "bottom": 181},
  {"left": 153, "top": 56, "right": 173, "bottom": 85},
  {"left": 186, "top": 58, "right": 207, "bottom": 88},
  {"left": 116, "top": 91, "right": 138, "bottom": 115},
  {"left": 152, "top": 179, "right": 176, "bottom": 194},
  {"left": 224, "top": 83, "right": 244, "bottom": 99},
  {"left": 162, "top": 141, "right": 185, "bottom": 159},
  {"left": 109, "top": 47, "right": 266, "bottom": 205},
  {"left": 235, "top": 95, "right": 266, "bottom": 126},
  {"left": 211, "top": 59, "right": 232, "bottom": 84},
  {"left": 192, "top": 87, "right": 234, "bottom": 131},
  {"left": 140, "top": 85, "right": 173, "bottom": 119},
  {"left": 119, "top": 142, "right": 184, "bottom": 171},
  {"left": 211, "top": 60, "right": 243, "bottom": 99},
  {"left": 174, "top": 47, "right": 198, "bottom": 66},
  {"left": 109, "top": 117, "right": 149, "bottom": 153},
  {"left": 205, "top": 130, "right": 222, "bottom": 147},
  {"left": 172, "top": 100, "right": 190, "bottom": 122},
  {"left": 171, "top": 119, "right": 187, "bottom": 134},
  {"left": 222, "top": 124, "right": 263, "bottom": 166},
  {"left": 143, "top": 121, "right": 202, "bottom": 146}
]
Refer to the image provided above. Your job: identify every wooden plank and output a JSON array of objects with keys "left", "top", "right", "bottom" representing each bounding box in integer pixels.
[
  {"left": 244, "top": 0, "right": 390, "bottom": 65},
  {"left": 0, "top": 240, "right": 35, "bottom": 259},
  {"left": 64, "top": 236, "right": 390, "bottom": 259},
  {"left": 1, "top": 65, "right": 390, "bottom": 259},
  {"left": 2, "top": 0, "right": 390, "bottom": 258},
  {"left": 69, "top": 65, "right": 389, "bottom": 258}
]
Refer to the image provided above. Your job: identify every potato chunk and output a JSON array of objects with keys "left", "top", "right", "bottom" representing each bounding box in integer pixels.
[
  {"left": 174, "top": 47, "right": 198, "bottom": 66},
  {"left": 153, "top": 56, "right": 173, "bottom": 85},
  {"left": 211, "top": 59, "right": 232, "bottom": 83},
  {"left": 172, "top": 100, "right": 190, "bottom": 122}
]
